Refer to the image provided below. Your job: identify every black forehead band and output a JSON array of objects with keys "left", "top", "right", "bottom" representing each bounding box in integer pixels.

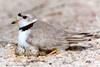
[{"left": 18, "top": 13, "right": 27, "bottom": 19}]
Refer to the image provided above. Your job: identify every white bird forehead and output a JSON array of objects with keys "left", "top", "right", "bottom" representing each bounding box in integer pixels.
[{"left": 25, "top": 14, "right": 33, "bottom": 18}]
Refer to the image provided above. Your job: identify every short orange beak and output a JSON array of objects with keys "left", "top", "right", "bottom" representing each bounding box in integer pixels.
[{"left": 11, "top": 20, "right": 19, "bottom": 24}]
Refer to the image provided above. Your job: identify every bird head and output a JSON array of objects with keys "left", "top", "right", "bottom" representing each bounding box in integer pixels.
[{"left": 11, "top": 13, "right": 37, "bottom": 27}]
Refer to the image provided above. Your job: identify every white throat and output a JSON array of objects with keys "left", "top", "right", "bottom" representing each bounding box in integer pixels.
[
  {"left": 18, "top": 28, "right": 31, "bottom": 47},
  {"left": 18, "top": 20, "right": 31, "bottom": 47},
  {"left": 17, "top": 19, "right": 37, "bottom": 47},
  {"left": 19, "top": 19, "right": 28, "bottom": 27}
]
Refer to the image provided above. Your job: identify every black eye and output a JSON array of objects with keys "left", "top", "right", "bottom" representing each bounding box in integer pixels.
[
  {"left": 18, "top": 13, "right": 22, "bottom": 17},
  {"left": 23, "top": 16, "right": 27, "bottom": 19}
]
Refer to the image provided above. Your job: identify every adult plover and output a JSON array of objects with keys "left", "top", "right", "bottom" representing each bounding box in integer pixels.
[{"left": 12, "top": 13, "right": 68, "bottom": 56}]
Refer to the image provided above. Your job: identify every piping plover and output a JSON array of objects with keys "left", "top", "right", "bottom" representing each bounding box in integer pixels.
[{"left": 11, "top": 13, "right": 68, "bottom": 56}]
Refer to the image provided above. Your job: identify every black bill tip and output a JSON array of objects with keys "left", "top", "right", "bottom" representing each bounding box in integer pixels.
[{"left": 11, "top": 21, "right": 16, "bottom": 24}]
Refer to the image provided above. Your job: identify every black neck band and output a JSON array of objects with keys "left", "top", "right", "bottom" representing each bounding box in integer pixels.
[{"left": 19, "top": 22, "right": 36, "bottom": 31}]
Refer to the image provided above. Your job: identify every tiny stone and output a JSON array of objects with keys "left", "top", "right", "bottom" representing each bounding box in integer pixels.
[
  {"left": 88, "top": 39, "right": 91, "bottom": 41},
  {"left": 86, "top": 60, "right": 91, "bottom": 63},
  {"left": 49, "top": 63, "right": 52, "bottom": 65}
]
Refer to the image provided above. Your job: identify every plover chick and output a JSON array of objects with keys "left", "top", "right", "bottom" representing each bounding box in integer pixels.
[{"left": 12, "top": 13, "right": 68, "bottom": 56}]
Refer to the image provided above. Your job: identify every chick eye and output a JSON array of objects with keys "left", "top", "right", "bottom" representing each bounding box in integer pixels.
[{"left": 23, "top": 16, "right": 27, "bottom": 19}]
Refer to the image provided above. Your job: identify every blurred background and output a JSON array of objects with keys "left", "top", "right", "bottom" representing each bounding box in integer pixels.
[
  {"left": 0, "top": 0, "right": 100, "bottom": 41},
  {"left": 0, "top": 1, "right": 100, "bottom": 66}
]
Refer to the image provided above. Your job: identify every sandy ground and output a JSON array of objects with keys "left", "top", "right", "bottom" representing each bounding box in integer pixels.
[
  {"left": 0, "top": 0, "right": 100, "bottom": 67},
  {"left": 0, "top": 37, "right": 100, "bottom": 67}
]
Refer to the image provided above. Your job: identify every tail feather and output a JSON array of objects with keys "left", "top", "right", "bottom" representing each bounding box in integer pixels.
[{"left": 64, "top": 32, "right": 100, "bottom": 44}]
